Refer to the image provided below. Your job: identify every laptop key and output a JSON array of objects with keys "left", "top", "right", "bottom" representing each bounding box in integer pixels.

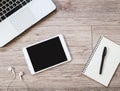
[
  {"left": 6, "top": 8, "right": 10, "bottom": 11},
  {"left": 9, "top": 1, "right": 13, "bottom": 5},
  {"left": 13, "top": 3, "right": 17, "bottom": 7},
  {"left": 2, "top": 6, "right": 6, "bottom": 10},
  {"left": 1, "top": 16, "right": 6, "bottom": 20},
  {"left": 16, "top": 1, "right": 21, "bottom": 4},
  {"left": 2, "top": 1, "right": 7, "bottom": 4},
  {"left": 22, "top": 1, "right": 27, "bottom": 6},
  {"left": 6, "top": 3, "right": 9, "bottom": 7},
  {"left": 26, "top": 0, "right": 32, "bottom": 3},
  {"left": 3, "top": 10, "right": 6, "bottom": 14}
]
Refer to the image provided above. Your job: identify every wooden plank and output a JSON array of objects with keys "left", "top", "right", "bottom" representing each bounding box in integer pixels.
[
  {"left": 92, "top": 26, "right": 120, "bottom": 47},
  {"left": 45, "top": 0, "right": 120, "bottom": 26},
  {"left": 1, "top": 87, "right": 120, "bottom": 91}
]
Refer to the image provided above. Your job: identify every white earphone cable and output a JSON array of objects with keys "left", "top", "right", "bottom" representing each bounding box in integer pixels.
[
  {"left": 7, "top": 67, "right": 28, "bottom": 91},
  {"left": 21, "top": 79, "right": 29, "bottom": 91},
  {"left": 7, "top": 71, "right": 16, "bottom": 91}
]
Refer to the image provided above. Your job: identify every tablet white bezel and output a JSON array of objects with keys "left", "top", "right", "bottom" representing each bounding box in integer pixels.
[{"left": 22, "top": 34, "right": 71, "bottom": 75}]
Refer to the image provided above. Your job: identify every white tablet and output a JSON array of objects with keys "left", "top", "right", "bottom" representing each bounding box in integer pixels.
[{"left": 23, "top": 35, "right": 71, "bottom": 75}]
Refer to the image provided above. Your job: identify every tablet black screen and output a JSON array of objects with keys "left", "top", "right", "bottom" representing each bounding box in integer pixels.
[{"left": 26, "top": 36, "right": 67, "bottom": 72}]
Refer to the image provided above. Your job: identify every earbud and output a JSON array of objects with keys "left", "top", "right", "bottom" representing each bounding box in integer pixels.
[
  {"left": 7, "top": 67, "right": 27, "bottom": 91},
  {"left": 8, "top": 66, "right": 15, "bottom": 76},
  {"left": 8, "top": 66, "right": 25, "bottom": 80},
  {"left": 19, "top": 72, "right": 24, "bottom": 80}
]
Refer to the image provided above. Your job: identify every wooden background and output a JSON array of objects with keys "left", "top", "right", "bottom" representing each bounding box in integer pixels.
[{"left": 0, "top": 0, "right": 120, "bottom": 90}]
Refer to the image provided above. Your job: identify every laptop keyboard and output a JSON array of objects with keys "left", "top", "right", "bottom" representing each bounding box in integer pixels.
[{"left": 0, "top": 0, "right": 32, "bottom": 22}]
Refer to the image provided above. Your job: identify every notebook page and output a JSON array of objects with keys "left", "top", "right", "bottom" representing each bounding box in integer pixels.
[{"left": 83, "top": 37, "right": 120, "bottom": 86}]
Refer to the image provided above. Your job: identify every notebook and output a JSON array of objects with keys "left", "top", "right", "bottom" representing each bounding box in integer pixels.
[{"left": 82, "top": 36, "right": 120, "bottom": 87}]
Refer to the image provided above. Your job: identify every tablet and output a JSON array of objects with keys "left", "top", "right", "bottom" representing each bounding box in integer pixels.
[{"left": 23, "top": 35, "right": 71, "bottom": 74}]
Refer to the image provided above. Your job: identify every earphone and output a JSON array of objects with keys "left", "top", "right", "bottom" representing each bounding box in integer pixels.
[
  {"left": 7, "top": 66, "right": 28, "bottom": 91},
  {"left": 18, "top": 72, "right": 24, "bottom": 80},
  {"left": 7, "top": 66, "right": 16, "bottom": 91},
  {"left": 8, "top": 66, "right": 16, "bottom": 76},
  {"left": 8, "top": 66, "right": 24, "bottom": 80}
]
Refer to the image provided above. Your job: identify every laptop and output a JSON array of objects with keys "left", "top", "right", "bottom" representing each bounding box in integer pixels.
[{"left": 0, "top": 0, "right": 56, "bottom": 47}]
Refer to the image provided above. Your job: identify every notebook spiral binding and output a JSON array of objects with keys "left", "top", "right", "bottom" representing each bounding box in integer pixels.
[{"left": 82, "top": 36, "right": 103, "bottom": 73}]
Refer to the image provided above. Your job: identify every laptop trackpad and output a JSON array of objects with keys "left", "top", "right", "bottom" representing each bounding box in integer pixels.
[{"left": 9, "top": 7, "right": 37, "bottom": 33}]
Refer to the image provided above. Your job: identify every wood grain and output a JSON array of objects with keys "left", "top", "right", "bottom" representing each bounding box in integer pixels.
[
  {"left": 0, "top": 0, "right": 120, "bottom": 90},
  {"left": 47, "top": 0, "right": 120, "bottom": 26}
]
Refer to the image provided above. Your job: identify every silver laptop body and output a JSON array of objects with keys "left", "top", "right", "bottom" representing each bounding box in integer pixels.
[{"left": 0, "top": 0, "right": 56, "bottom": 47}]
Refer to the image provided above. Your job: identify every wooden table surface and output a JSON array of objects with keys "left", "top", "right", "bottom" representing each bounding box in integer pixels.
[{"left": 0, "top": 0, "right": 120, "bottom": 91}]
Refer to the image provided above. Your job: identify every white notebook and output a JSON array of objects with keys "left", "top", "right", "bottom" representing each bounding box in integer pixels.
[{"left": 82, "top": 36, "right": 120, "bottom": 87}]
